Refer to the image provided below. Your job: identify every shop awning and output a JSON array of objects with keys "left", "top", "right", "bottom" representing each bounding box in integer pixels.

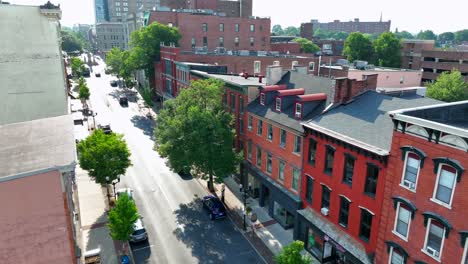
[{"left": 297, "top": 208, "right": 372, "bottom": 264}]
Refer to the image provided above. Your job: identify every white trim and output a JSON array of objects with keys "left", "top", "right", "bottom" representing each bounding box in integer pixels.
[
  {"left": 392, "top": 203, "right": 411, "bottom": 241},
  {"left": 358, "top": 206, "right": 375, "bottom": 216},
  {"left": 462, "top": 237, "right": 468, "bottom": 264},
  {"left": 440, "top": 134, "right": 468, "bottom": 152},
  {"left": 388, "top": 247, "right": 405, "bottom": 264},
  {"left": 319, "top": 182, "right": 332, "bottom": 191},
  {"left": 422, "top": 218, "right": 445, "bottom": 262},
  {"left": 400, "top": 152, "right": 421, "bottom": 192},
  {"left": 0, "top": 163, "right": 76, "bottom": 183},
  {"left": 431, "top": 163, "right": 457, "bottom": 208},
  {"left": 339, "top": 194, "right": 352, "bottom": 203}
]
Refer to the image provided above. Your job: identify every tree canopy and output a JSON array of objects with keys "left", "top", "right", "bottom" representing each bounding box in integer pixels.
[
  {"left": 106, "top": 47, "right": 134, "bottom": 83},
  {"left": 154, "top": 79, "right": 240, "bottom": 190},
  {"left": 455, "top": 29, "right": 468, "bottom": 43},
  {"left": 293, "top": 38, "right": 320, "bottom": 53},
  {"left": 426, "top": 70, "right": 468, "bottom": 102},
  {"left": 283, "top": 26, "right": 300, "bottom": 36},
  {"left": 343, "top": 32, "right": 374, "bottom": 62},
  {"left": 272, "top": 24, "right": 284, "bottom": 36},
  {"left": 78, "top": 76, "right": 90, "bottom": 101},
  {"left": 275, "top": 240, "right": 311, "bottom": 264},
  {"left": 394, "top": 30, "right": 414, "bottom": 40},
  {"left": 374, "top": 32, "right": 401, "bottom": 68},
  {"left": 71, "top": 57, "right": 85, "bottom": 77},
  {"left": 77, "top": 129, "right": 132, "bottom": 185},
  {"left": 417, "top": 30, "right": 437, "bottom": 40},
  {"left": 313, "top": 29, "right": 349, "bottom": 40},
  {"left": 108, "top": 192, "right": 139, "bottom": 241},
  {"left": 438, "top": 32, "right": 455, "bottom": 43}
]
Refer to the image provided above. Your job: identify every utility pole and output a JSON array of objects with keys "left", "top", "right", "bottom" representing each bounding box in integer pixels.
[{"left": 239, "top": 183, "right": 251, "bottom": 231}]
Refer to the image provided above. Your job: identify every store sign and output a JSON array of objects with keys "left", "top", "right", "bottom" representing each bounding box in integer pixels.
[{"left": 324, "top": 235, "right": 346, "bottom": 252}]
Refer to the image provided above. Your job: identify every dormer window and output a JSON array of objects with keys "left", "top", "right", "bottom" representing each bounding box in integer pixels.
[
  {"left": 260, "top": 93, "right": 265, "bottom": 105},
  {"left": 275, "top": 97, "right": 281, "bottom": 112},
  {"left": 295, "top": 103, "right": 302, "bottom": 118}
]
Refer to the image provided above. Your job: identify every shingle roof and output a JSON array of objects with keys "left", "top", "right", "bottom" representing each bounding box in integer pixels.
[
  {"left": 277, "top": 71, "right": 336, "bottom": 105},
  {"left": 305, "top": 91, "right": 441, "bottom": 151}
]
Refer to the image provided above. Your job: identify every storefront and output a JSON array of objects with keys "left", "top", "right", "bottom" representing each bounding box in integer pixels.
[{"left": 296, "top": 208, "right": 373, "bottom": 264}]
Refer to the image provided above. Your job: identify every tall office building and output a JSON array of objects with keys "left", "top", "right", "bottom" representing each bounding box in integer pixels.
[
  {"left": 108, "top": 0, "right": 160, "bottom": 22},
  {"left": 95, "top": 0, "right": 109, "bottom": 22}
]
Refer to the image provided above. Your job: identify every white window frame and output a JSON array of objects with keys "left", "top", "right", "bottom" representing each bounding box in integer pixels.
[
  {"left": 400, "top": 152, "right": 420, "bottom": 192},
  {"left": 292, "top": 168, "right": 300, "bottom": 192},
  {"left": 116, "top": 2, "right": 121, "bottom": 6},
  {"left": 278, "top": 159, "right": 285, "bottom": 182},
  {"left": 462, "top": 237, "right": 468, "bottom": 264},
  {"left": 388, "top": 247, "right": 405, "bottom": 264},
  {"left": 247, "top": 115, "right": 253, "bottom": 131},
  {"left": 295, "top": 103, "right": 302, "bottom": 118},
  {"left": 392, "top": 203, "right": 411, "bottom": 241},
  {"left": 260, "top": 93, "right": 265, "bottom": 105},
  {"left": 254, "top": 60, "right": 261, "bottom": 74},
  {"left": 293, "top": 135, "right": 301, "bottom": 155},
  {"left": 431, "top": 164, "right": 457, "bottom": 209},
  {"left": 422, "top": 218, "right": 445, "bottom": 262},
  {"left": 267, "top": 124, "right": 273, "bottom": 141},
  {"left": 308, "top": 62, "right": 315, "bottom": 71},
  {"left": 275, "top": 97, "right": 281, "bottom": 112}
]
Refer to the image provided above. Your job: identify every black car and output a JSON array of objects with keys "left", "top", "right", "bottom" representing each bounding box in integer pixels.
[
  {"left": 110, "top": 80, "right": 118, "bottom": 87},
  {"left": 119, "top": 95, "right": 128, "bottom": 107},
  {"left": 97, "top": 124, "right": 112, "bottom": 134},
  {"left": 202, "top": 195, "right": 226, "bottom": 220},
  {"left": 95, "top": 72, "right": 101, "bottom": 77}
]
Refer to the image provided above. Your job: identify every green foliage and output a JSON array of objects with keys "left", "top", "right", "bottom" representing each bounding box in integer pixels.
[
  {"left": 313, "top": 29, "right": 349, "bottom": 40},
  {"left": 275, "top": 241, "right": 311, "bottom": 264},
  {"left": 108, "top": 192, "right": 139, "bottom": 241},
  {"left": 71, "top": 57, "right": 84, "bottom": 77},
  {"left": 272, "top": 24, "right": 284, "bottom": 36},
  {"left": 140, "top": 86, "right": 154, "bottom": 107},
  {"left": 77, "top": 130, "right": 132, "bottom": 185},
  {"left": 374, "top": 32, "right": 401, "bottom": 67},
  {"left": 426, "top": 70, "right": 468, "bottom": 102},
  {"left": 106, "top": 48, "right": 135, "bottom": 85},
  {"left": 293, "top": 38, "right": 320, "bottom": 53},
  {"left": 438, "top": 32, "right": 455, "bottom": 43},
  {"left": 455, "top": 29, "right": 468, "bottom": 43},
  {"left": 61, "top": 30, "right": 84, "bottom": 53},
  {"left": 154, "top": 79, "right": 240, "bottom": 187},
  {"left": 282, "top": 26, "right": 300, "bottom": 36},
  {"left": 394, "top": 30, "right": 414, "bottom": 40},
  {"left": 129, "top": 22, "right": 181, "bottom": 79},
  {"left": 343, "top": 32, "right": 374, "bottom": 62},
  {"left": 417, "top": 30, "right": 437, "bottom": 40},
  {"left": 78, "top": 77, "right": 90, "bottom": 101}
]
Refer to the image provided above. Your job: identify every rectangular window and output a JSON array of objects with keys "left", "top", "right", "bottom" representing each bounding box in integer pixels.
[
  {"left": 293, "top": 135, "right": 301, "bottom": 154},
  {"left": 267, "top": 124, "right": 273, "bottom": 141},
  {"left": 247, "top": 141, "right": 252, "bottom": 160},
  {"left": 393, "top": 203, "right": 411, "bottom": 239},
  {"left": 308, "top": 62, "right": 315, "bottom": 71},
  {"left": 123, "top": 7, "right": 128, "bottom": 11},
  {"left": 424, "top": 220, "right": 445, "bottom": 260},
  {"left": 230, "top": 93, "right": 236, "bottom": 112},
  {"left": 250, "top": 24, "right": 255, "bottom": 32},
  {"left": 219, "top": 37, "right": 224, "bottom": 47},
  {"left": 292, "top": 168, "right": 300, "bottom": 191},
  {"left": 339, "top": 197, "right": 350, "bottom": 228},
  {"left": 234, "top": 37, "right": 239, "bottom": 47},
  {"left": 203, "top": 36, "right": 208, "bottom": 47},
  {"left": 248, "top": 115, "right": 253, "bottom": 131},
  {"left": 256, "top": 146, "right": 262, "bottom": 167},
  {"left": 235, "top": 24, "right": 239, "bottom": 32},
  {"left": 219, "top": 23, "right": 224, "bottom": 32},
  {"left": 433, "top": 165, "right": 456, "bottom": 206},
  {"left": 239, "top": 97, "right": 244, "bottom": 114},
  {"left": 280, "top": 129, "right": 286, "bottom": 148},
  {"left": 191, "top": 37, "right": 196, "bottom": 48},
  {"left": 202, "top": 23, "right": 207, "bottom": 32},
  {"left": 462, "top": 237, "right": 468, "bottom": 264},
  {"left": 239, "top": 119, "right": 244, "bottom": 135},
  {"left": 308, "top": 138, "right": 317, "bottom": 166},
  {"left": 401, "top": 153, "right": 420, "bottom": 190},
  {"left": 295, "top": 103, "right": 302, "bottom": 118},
  {"left": 364, "top": 164, "right": 379, "bottom": 197},
  {"left": 278, "top": 160, "right": 285, "bottom": 182},
  {"left": 359, "top": 209, "right": 373, "bottom": 242},
  {"left": 267, "top": 153, "right": 272, "bottom": 173},
  {"left": 260, "top": 93, "right": 265, "bottom": 105},
  {"left": 389, "top": 248, "right": 405, "bottom": 264},
  {"left": 116, "top": 2, "right": 120, "bottom": 6},
  {"left": 342, "top": 155, "right": 355, "bottom": 185},
  {"left": 250, "top": 37, "right": 254, "bottom": 47},
  {"left": 305, "top": 176, "right": 314, "bottom": 203},
  {"left": 257, "top": 120, "right": 263, "bottom": 135},
  {"left": 321, "top": 186, "right": 330, "bottom": 209},
  {"left": 324, "top": 146, "right": 335, "bottom": 175},
  {"left": 254, "top": 60, "right": 261, "bottom": 74},
  {"left": 275, "top": 97, "right": 281, "bottom": 111}
]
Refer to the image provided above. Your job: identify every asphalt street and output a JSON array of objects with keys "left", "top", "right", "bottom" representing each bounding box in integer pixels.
[{"left": 85, "top": 57, "right": 264, "bottom": 264}]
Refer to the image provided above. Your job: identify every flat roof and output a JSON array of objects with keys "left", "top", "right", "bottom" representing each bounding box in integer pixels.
[
  {"left": 191, "top": 70, "right": 267, "bottom": 86},
  {"left": 0, "top": 4, "right": 68, "bottom": 125},
  {"left": 0, "top": 115, "right": 76, "bottom": 179}
]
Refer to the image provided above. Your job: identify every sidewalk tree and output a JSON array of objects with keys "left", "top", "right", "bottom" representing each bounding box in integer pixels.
[
  {"left": 106, "top": 48, "right": 134, "bottom": 85},
  {"left": 374, "top": 32, "right": 401, "bottom": 68},
  {"left": 343, "top": 32, "right": 374, "bottom": 62},
  {"left": 78, "top": 77, "right": 90, "bottom": 101},
  {"left": 293, "top": 38, "right": 320, "bottom": 53},
  {"left": 426, "top": 70, "right": 468, "bottom": 102},
  {"left": 154, "top": 79, "right": 240, "bottom": 191},
  {"left": 108, "top": 192, "right": 139, "bottom": 241},
  {"left": 275, "top": 240, "right": 311, "bottom": 264},
  {"left": 71, "top": 57, "right": 85, "bottom": 77},
  {"left": 77, "top": 129, "right": 132, "bottom": 185}
]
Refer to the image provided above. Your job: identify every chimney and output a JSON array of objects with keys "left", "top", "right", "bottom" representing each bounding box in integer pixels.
[
  {"left": 258, "top": 74, "right": 264, "bottom": 83},
  {"left": 333, "top": 74, "right": 378, "bottom": 104},
  {"left": 266, "top": 65, "right": 282, "bottom": 85}
]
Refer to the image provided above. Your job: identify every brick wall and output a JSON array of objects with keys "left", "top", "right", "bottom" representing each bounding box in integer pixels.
[
  {"left": 300, "top": 23, "right": 314, "bottom": 40},
  {"left": 333, "top": 74, "right": 378, "bottom": 104},
  {"left": 270, "top": 42, "right": 302, "bottom": 54}
]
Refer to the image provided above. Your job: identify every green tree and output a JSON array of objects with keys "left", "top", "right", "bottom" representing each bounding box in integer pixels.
[
  {"left": 331, "top": 31, "right": 349, "bottom": 40},
  {"left": 313, "top": 28, "right": 328, "bottom": 39},
  {"left": 78, "top": 77, "right": 90, "bottom": 101},
  {"left": 106, "top": 48, "right": 135, "bottom": 85},
  {"left": 154, "top": 79, "right": 240, "bottom": 191},
  {"left": 61, "top": 30, "right": 83, "bottom": 53},
  {"left": 71, "top": 57, "right": 84, "bottom": 77},
  {"left": 343, "top": 32, "right": 374, "bottom": 62},
  {"left": 417, "top": 30, "right": 437, "bottom": 40},
  {"left": 438, "top": 32, "right": 455, "bottom": 43},
  {"left": 455, "top": 29, "right": 468, "bottom": 43},
  {"left": 374, "top": 32, "right": 401, "bottom": 67},
  {"left": 129, "top": 22, "right": 181, "bottom": 82},
  {"left": 108, "top": 192, "right": 139, "bottom": 241},
  {"left": 77, "top": 130, "right": 132, "bottom": 185},
  {"left": 293, "top": 38, "right": 320, "bottom": 53},
  {"left": 272, "top": 24, "right": 284, "bottom": 36},
  {"left": 275, "top": 241, "right": 311, "bottom": 264},
  {"left": 426, "top": 70, "right": 468, "bottom": 102},
  {"left": 283, "top": 26, "right": 300, "bottom": 36},
  {"left": 394, "top": 30, "right": 414, "bottom": 40}
]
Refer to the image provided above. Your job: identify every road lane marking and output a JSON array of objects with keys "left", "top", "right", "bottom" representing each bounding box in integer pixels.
[{"left": 132, "top": 244, "right": 154, "bottom": 252}]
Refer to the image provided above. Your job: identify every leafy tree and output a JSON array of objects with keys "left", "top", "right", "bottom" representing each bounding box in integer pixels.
[
  {"left": 374, "top": 32, "right": 401, "bottom": 67},
  {"left": 77, "top": 130, "right": 132, "bottom": 185},
  {"left": 395, "top": 30, "right": 414, "bottom": 40},
  {"left": 343, "top": 32, "right": 374, "bottom": 62},
  {"left": 417, "top": 30, "right": 437, "bottom": 40},
  {"left": 331, "top": 31, "right": 349, "bottom": 40},
  {"left": 71, "top": 57, "right": 85, "bottom": 77},
  {"left": 78, "top": 77, "right": 90, "bottom": 101},
  {"left": 293, "top": 38, "right": 320, "bottom": 53},
  {"left": 129, "top": 22, "right": 181, "bottom": 82},
  {"left": 106, "top": 48, "right": 134, "bottom": 85},
  {"left": 426, "top": 70, "right": 468, "bottom": 102},
  {"left": 154, "top": 79, "right": 240, "bottom": 191},
  {"left": 61, "top": 30, "right": 83, "bottom": 53},
  {"left": 108, "top": 192, "right": 139, "bottom": 241},
  {"left": 313, "top": 28, "right": 328, "bottom": 39},
  {"left": 283, "top": 26, "right": 300, "bottom": 36},
  {"left": 455, "top": 29, "right": 468, "bottom": 43},
  {"left": 272, "top": 24, "right": 284, "bottom": 36},
  {"left": 438, "top": 32, "right": 455, "bottom": 43},
  {"left": 275, "top": 241, "right": 311, "bottom": 264}
]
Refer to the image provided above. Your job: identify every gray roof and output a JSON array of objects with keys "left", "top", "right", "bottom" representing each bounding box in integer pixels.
[
  {"left": 305, "top": 91, "right": 440, "bottom": 152},
  {"left": 0, "top": 5, "right": 68, "bottom": 125},
  {"left": 277, "top": 71, "right": 336, "bottom": 105},
  {"left": 0, "top": 115, "right": 76, "bottom": 179},
  {"left": 191, "top": 70, "right": 267, "bottom": 87}
]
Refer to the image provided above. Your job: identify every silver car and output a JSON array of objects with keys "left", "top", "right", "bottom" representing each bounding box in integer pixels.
[{"left": 130, "top": 218, "right": 148, "bottom": 243}]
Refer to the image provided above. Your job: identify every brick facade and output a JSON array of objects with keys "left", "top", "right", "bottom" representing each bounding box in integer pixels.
[
  {"left": 311, "top": 18, "right": 391, "bottom": 34},
  {"left": 159, "top": 0, "right": 252, "bottom": 18}
]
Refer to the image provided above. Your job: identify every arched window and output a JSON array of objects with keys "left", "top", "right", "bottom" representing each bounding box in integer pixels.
[
  {"left": 440, "top": 134, "right": 468, "bottom": 151},
  {"left": 406, "top": 124, "right": 429, "bottom": 138}
]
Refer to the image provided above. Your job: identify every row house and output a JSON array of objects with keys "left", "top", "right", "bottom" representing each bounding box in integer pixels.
[
  {"left": 295, "top": 87, "right": 440, "bottom": 263},
  {"left": 375, "top": 101, "right": 468, "bottom": 264}
]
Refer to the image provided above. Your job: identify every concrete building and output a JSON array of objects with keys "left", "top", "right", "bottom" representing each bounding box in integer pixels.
[
  {"left": 160, "top": 0, "right": 252, "bottom": 18},
  {"left": 148, "top": 9, "right": 271, "bottom": 52},
  {"left": 311, "top": 18, "right": 391, "bottom": 34},
  {"left": 401, "top": 40, "right": 468, "bottom": 83},
  {"left": 95, "top": 22, "right": 127, "bottom": 53},
  {"left": 107, "top": 0, "right": 159, "bottom": 22},
  {"left": 375, "top": 101, "right": 468, "bottom": 264}
]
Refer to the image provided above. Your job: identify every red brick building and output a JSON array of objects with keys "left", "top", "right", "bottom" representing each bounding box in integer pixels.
[
  {"left": 375, "top": 101, "right": 468, "bottom": 264},
  {"left": 148, "top": 10, "right": 270, "bottom": 52},
  {"left": 159, "top": 0, "right": 252, "bottom": 18}
]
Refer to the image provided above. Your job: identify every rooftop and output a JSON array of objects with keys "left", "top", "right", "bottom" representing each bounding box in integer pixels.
[
  {"left": 321, "top": 65, "right": 421, "bottom": 72},
  {"left": 0, "top": 4, "right": 68, "bottom": 125},
  {"left": 191, "top": 70, "right": 267, "bottom": 87},
  {"left": 0, "top": 115, "right": 76, "bottom": 179}
]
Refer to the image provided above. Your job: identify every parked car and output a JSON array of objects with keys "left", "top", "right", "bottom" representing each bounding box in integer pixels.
[
  {"left": 110, "top": 80, "right": 118, "bottom": 87},
  {"left": 97, "top": 123, "right": 112, "bottom": 134},
  {"left": 202, "top": 195, "right": 226, "bottom": 220},
  {"left": 130, "top": 218, "right": 148, "bottom": 243},
  {"left": 119, "top": 95, "right": 128, "bottom": 107},
  {"left": 95, "top": 72, "right": 101, "bottom": 77},
  {"left": 116, "top": 188, "right": 133, "bottom": 200}
]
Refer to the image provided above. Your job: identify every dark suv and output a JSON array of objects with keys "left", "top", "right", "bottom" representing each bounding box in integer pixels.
[
  {"left": 119, "top": 95, "right": 128, "bottom": 107},
  {"left": 202, "top": 195, "right": 226, "bottom": 220}
]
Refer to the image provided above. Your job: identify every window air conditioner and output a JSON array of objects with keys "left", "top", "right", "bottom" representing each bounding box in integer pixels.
[
  {"left": 426, "top": 246, "right": 440, "bottom": 258},
  {"left": 403, "top": 180, "right": 415, "bottom": 190},
  {"left": 321, "top": 207, "right": 329, "bottom": 216},
  {"left": 273, "top": 61, "right": 280, "bottom": 66}
]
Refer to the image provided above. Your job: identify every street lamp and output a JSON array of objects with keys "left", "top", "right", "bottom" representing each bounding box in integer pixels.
[
  {"left": 239, "top": 183, "right": 252, "bottom": 231},
  {"left": 111, "top": 175, "right": 121, "bottom": 199},
  {"left": 105, "top": 176, "right": 111, "bottom": 205},
  {"left": 90, "top": 111, "right": 97, "bottom": 131}
]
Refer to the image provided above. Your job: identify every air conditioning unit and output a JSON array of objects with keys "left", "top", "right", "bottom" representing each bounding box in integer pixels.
[
  {"left": 273, "top": 61, "right": 280, "bottom": 66},
  {"left": 291, "top": 61, "right": 299, "bottom": 68},
  {"left": 403, "top": 180, "right": 415, "bottom": 190},
  {"left": 426, "top": 246, "right": 440, "bottom": 258},
  {"left": 321, "top": 207, "right": 329, "bottom": 216}
]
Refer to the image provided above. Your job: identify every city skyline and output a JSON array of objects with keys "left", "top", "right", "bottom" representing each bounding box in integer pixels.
[{"left": 5, "top": 0, "right": 468, "bottom": 34}]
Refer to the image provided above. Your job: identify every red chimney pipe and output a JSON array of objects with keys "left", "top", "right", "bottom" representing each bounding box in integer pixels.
[{"left": 258, "top": 74, "right": 264, "bottom": 83}]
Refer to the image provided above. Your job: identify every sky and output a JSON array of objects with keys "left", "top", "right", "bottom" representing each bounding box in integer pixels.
[{"left": 7, "top": 0, "right": 468, "bottom": 34}]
